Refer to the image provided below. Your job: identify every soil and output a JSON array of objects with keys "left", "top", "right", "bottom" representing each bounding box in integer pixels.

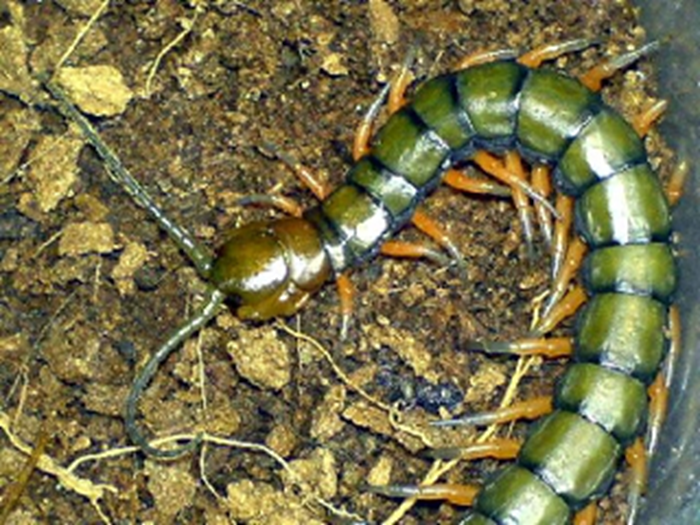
[{"left": 0, "top": 1, "right": 675, "bottom": 524}]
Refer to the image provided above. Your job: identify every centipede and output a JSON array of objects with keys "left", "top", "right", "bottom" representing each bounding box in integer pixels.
[{"left": 45, "top": 35, "right": 683, "bottom": 525}]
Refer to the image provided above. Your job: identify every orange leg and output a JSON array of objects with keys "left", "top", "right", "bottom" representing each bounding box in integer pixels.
[
  {"left": 541, "top": 237, "right": 588, "bottom": 321},
  {"left": 433, "top": 397, "right": 554, "bottom": 428},
  {"left": 430, "top": 438, "right": 522, "bottom": 461},
  {"left": 454, "top": 48, "right": 518, "bottom": 70},
  {"left": 579, "top": 41, "right": 659, "bottom": 92},
  {"left": 369, "top": 482, "right": 481, "bottom": 507},
  {"left": 532, "top": 165, "right": 554, "bottom": 246},
  {"left": 473, "top": 150, "right": 560, "bottom": 256},
  {"left": 369, "top": 438, "right": 520, "bottom": 506},
  {"left": 262, "top": 142, "right": 331, "bottom": 200},
  {"left": 388, "top": 53, "right": 415, "bottom": 114},
  {"left": 380, "top": 240, "right": 450, "bottom": 266},
  {"left": 505, "top": 150, "right": 536, "bottom": 256},
  {"left": 623, "top": 306, "right": 680, "bottom": 524},
  {"left": 647, "top": 305, "right": 681, "bottom": 455},
  {"left": 533, "top": 285, "right": 587, "bottom": 336},
  {"left": 353, "top": 83, "right": 391, "bottom": 160},
  {"left": 411, "top": 208, "right": 464, "bottom": 266},
  {"left": 666, "top": 159, "right": 689, "bottom": 207},
  {"left": 237, "top": 193, "right": 304, "bottom": 217},
  {"left": 518, "top": 38, "right": 594, "bottom": 68},
  {"left": 472, "top": 151, "right": 556, "bottom": 216},
  {"left": 632, "top": 99, "right": 668, "bottom": 137},
  {"left": 466, "top": 336, "right": 573, "bottom": 359},
  {"left": 443, "top": 169, "right": 511, "bottom": 197},
  {"left": 624, "top": 437, "right": 648, "bottom": 525},
  {"left": 574, "top": 502, "right": 598, "bottom": 525},
  {"left": 354, "top": 50, "right": 416, "bottom": 159},
  {"left": 336, "top": 273, "right": 354, "bottom": 340},
  {"left": 550, "top": 194, "right": 575, "bottom": 279}
]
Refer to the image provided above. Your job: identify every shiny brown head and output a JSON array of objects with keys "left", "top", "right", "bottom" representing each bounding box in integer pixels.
[{"left": 209, "top": 217, "right": 331, "bottom": 320}]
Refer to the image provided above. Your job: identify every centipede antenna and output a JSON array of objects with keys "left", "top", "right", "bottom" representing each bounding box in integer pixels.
[
  {"left": 125, "top": 287, "right": 226, "bottom": 458},
  {"left": 43, "top": 78, "right": 215, "bottom": 278}
]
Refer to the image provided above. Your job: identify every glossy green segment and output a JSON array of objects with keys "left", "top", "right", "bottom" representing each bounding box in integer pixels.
[
  {"left": 411, "top": 75, "right": 476, "bottom": 150},
  {"left": 320, "top": 185, "right": 390, "bottom": 261},
  {"left": 519, "top": 411, "right": 621, "bottom": 506},
  {"left": 517, "top": 69, "right": 599, "bottom": 161},
  {"left": 576, "top": 164, "right": 671, "bottom": 246},
  {"left": 576, "top": 293, "right": 668, "bottom": 382},
  {"left": 347, "top": 157, "right": 418, "bottom": 220},
  {"left": 556, "top": 364, "right": 647, "bottom": 443},
  {"left": 476, "top": 465, "right": 570, "bottom": 524},
  {"left": 556, "top": 109, "right": 646, "bottom": 194},
  {"left": 371, "top": 109, "right": 450, "bottom": 187},
  {"left": 455, "top": 61, "right": 526, "bottom": 141},
  {"left": 583, "top": 243, "right": 676, "bottom": 302}
]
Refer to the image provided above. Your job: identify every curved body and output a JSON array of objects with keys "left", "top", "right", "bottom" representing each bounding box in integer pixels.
[{"left": 212, "top": 61, "right": 673, "bottom": 523}]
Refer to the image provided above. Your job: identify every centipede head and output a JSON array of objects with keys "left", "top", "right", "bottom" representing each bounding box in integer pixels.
[{"left": 209, "top": 217, "right": 331, "bottom": 320}]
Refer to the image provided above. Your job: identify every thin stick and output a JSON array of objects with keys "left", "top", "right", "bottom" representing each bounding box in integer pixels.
[{"left": 54, "top": 0, "right": 111, "bottom": 70}]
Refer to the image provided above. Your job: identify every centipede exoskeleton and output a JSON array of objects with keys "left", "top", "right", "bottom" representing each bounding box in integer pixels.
[{"left": 45, "top": 33, "right": 683, "bottom": 525}]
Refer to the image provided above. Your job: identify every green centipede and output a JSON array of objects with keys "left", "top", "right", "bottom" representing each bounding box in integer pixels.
[{"left": 46, "top": 38, "right": 681, "bottom": 525}]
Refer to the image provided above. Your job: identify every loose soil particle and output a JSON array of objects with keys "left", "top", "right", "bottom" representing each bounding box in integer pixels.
[{"left": 0, "top": 1, "right": 676, "bottom": 524}]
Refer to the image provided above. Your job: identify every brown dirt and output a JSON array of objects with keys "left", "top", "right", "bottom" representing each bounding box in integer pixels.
[{"left": 0, "top": 1, "right": 674, "bottom": 524}]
